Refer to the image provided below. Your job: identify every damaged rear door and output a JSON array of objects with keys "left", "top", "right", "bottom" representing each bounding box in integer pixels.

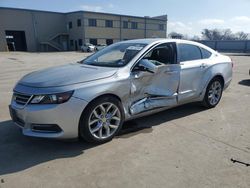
[{"left": 129, "top": 42, "right": 180, "bottom": 115}]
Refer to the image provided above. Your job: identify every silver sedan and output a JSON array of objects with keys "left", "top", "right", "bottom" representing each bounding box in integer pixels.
[{"left": 9, "top": 39, "right": 233, "bottom": 143}]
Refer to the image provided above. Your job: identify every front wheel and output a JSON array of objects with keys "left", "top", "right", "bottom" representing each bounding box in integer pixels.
[
  {"left": 79, "top": 96, "right": 124, "bottom": 143},
  {"left": 202, "top": 78, "right": 223, "bottom": 108}
]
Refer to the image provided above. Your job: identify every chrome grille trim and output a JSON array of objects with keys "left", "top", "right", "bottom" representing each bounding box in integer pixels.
[{"left": 13, "top": 92, "right": 33, "bottom": 106}]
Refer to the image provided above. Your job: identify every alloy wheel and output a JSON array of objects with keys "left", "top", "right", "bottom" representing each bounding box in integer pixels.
[
  {"left": 88, "top": 102, "right": 121, "bottom": 139},
  {"left": 208, "top": 81, "right": 222, "bottom": 106}
]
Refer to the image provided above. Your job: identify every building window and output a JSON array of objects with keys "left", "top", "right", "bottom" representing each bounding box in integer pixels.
[
  {"left": 106, "top": 39, "right": 113, "bottom": 45},
  {"left": 123, "top": 21, "right": 128, "bottom": 28},
  {"left": 77, "top": 19, "right": 81, "bottom": 27},
  {"left": 159, "top": 24, "right": 164, "bottom": 30},
  {"left": 78, "top": 39, "right": 83, "bottom": 46},
  {"left": 131, "top": 22, "right": 138, "bottom": 29},
  {"left": 69, "top": 21, "right": 72, "bottom": 29},
  {"left": 89, "top": 38, "right": 97, "bottom": 45},
  {"left": 70, "top": 40, "right": 74, "bottom": 46},
  {"left": 88, "top": 19, "right": 97, "bottom": 27},
  {"left": 105, "top": 20, "right": 113, "bottom": 28}
]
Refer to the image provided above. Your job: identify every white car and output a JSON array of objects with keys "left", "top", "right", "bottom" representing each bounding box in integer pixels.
[
  {"left": 81, "top": 43, "right": 95, "bottom": 52},
  {"left": 95, "top": 44, "right": 107, "bottom": 51}
]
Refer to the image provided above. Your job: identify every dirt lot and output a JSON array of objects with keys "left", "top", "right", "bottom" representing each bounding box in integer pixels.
[{"left": 0, "top": 52, "right": 249, "bottom": 188}]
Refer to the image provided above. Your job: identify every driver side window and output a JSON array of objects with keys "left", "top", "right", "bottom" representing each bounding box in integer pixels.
[{"left": 143, "top": 43, "right": 177, "bottom": 65}]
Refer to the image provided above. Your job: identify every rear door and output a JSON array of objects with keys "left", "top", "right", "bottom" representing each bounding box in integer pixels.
[
  {"left": 177, "top": 43, "right": 207, "bottom": 103},
  {"left": 129, "top": 42, "right": 181, "bottom": 115}
]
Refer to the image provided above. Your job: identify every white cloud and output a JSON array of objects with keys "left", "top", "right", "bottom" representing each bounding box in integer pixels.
[
  {"left": 80, "top": 5, "right": 103, "bottom": 12},
  {"left": 168, "top": 16, "right": 250, "bottom": 37},
  {"left": 168, "top": 21, "right": 193, "bottom": 36},
  {"left": 231, "top": 16, "right": 250, "bottom": 23},
  {"left": 198, "top": 19, "right": 225, "bottom": 25}
]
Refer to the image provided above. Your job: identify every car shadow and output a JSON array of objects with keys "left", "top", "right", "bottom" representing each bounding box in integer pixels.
[
  {"left": 0, "top": 103, "right": 206, "bottom": 175},
  {"left": 118, "top": 103, "right": 206, "bottom": 138},
  {"left": 238, "top": 79, "right": 250, "bottom": 87}
]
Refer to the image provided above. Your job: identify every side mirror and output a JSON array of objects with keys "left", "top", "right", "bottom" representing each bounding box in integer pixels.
[{"left": 138, "top": 59, "right": 157, "bottom": 73}]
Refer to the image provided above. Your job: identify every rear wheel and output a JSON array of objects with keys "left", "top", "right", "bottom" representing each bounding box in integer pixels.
[
  {"left": 202, "top": 78, "right": 223, "bottom": 108},
  {"left": 79, "top": 96, "right": 124, "bottom": 143}
]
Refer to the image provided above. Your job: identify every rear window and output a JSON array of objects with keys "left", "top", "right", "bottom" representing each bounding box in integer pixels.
[
  {"left": 178, "top": 44, "right": 202, "bottom": 62},
  {"left": 200, "top": 48, "right": 212, "bottom": 59}
]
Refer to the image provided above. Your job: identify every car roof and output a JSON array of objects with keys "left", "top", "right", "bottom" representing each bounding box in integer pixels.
[
  {"left": 120, "top": 38, "right": 197, "bottom": 45},
  {"left": 120, "top": 38, "right": 217, "bottom": 53}
]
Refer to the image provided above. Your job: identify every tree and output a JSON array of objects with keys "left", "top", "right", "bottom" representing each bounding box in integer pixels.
[
  {"left": 235, "top": 32, "right": 248, "bottom": 40},
  {"left": 168, "top": 32, "right": 183, "bottom": 39},
  {"left": 201, "top": 29, "right": 249, "bottom": 40}
]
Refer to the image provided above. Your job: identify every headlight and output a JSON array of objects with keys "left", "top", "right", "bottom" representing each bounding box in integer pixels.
[{"left": 30, "top": 91, "right": 74, "bottom": 104}]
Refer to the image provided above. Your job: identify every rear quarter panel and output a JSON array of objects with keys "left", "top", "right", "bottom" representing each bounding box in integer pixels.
[{"left": 199, "top": 54, "right": 232, "bottom": 98}]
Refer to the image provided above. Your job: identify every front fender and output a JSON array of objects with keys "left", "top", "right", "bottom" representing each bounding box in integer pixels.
[{"left": 72, "top": 75, "right": 131, "bottom": 118}]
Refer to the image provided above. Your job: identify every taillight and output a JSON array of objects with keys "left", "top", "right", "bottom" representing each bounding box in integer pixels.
[{"left": 230, "top": 58, "right": 234, "bottom": 68}]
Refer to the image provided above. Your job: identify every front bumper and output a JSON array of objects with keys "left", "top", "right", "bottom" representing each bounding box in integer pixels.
[{"left": 9, "top": 96, "right": 88, "bottom": 139}]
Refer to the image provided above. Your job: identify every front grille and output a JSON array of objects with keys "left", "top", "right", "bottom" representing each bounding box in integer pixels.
[{"left": 13, "top": 92, "right": 32, "bottom": 105}]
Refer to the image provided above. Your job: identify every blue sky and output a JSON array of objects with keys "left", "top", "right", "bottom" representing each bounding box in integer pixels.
[{"left": 1, "top": 0, "right": 250, "bottom": 36}]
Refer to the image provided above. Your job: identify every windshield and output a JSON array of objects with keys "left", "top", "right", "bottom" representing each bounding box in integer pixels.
[{"left": 82, "top": 42, "right": 147, "bottom": 67}]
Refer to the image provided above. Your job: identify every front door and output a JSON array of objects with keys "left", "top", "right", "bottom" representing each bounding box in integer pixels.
[{"left": 129, "top": 42, "right": 180, "bottom": 115}]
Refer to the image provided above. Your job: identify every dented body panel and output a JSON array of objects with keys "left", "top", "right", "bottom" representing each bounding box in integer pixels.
[{"left": 10, "top": 39, "right": 233, "bottom": 139}]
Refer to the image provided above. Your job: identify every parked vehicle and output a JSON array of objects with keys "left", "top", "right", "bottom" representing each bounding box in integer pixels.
[
  {"left": 81, "top": 43, "right": 95, "bottom": 52},
  {"left": 9, "top": 39, "right": 233, "bottom": 143},
  {"left": 95, "top": 44, "right": 107, "bottom": 51}
]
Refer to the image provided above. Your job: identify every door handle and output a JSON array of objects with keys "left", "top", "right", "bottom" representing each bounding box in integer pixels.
[
  {"left": 200, "top": 63, "right": 208, "bottom": 68},
  {"left": 164, "top": 70, "right": 177, "bottom": 74}
]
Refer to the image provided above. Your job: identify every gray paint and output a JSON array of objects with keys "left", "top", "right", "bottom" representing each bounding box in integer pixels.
[{"left": 9, "top": 39, "right": 232, "bottom": 139}]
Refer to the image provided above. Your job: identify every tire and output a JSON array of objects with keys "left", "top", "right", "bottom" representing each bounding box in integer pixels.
[
  {"left": 79, "top": 96, "right": 124, "bottom": 143},
  {"left": 202, "top": 77, "right": 224, "bottom": 108}
]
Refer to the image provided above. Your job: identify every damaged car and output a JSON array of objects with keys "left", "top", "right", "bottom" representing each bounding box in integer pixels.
[{"left": 9, "top": 39, "right": 233, "bottom": 143}]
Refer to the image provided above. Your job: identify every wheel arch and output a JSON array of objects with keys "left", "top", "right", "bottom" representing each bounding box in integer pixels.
[
  {"left": 199, "top": 73, "right": 225, "bottom": 101},
  {"left": 211, "top": 74, "right": 225, "bottom": 87},
  {"left": 78, "top": 93, "right": 123, "bottom": 137}
]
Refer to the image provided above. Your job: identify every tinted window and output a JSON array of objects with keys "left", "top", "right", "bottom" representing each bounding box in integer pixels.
[
  {"left": 123, "top": 21, "right": 128, "bottom": 28},
  {"left": 200, "top": 48, "right": 212, "bottom": 59},
  {"left": 89, "top": 39, "right": 97, "bottom": 45},
  {"left": 131, "top": 22, "right": 138, "bottom": 29},
  {"left": 143, "top": 43, "right": 177, "bottom": 65},
  {"left": 178, "top": 44, "right": 202, "bottom": 62},
  {"left": 105, "top": 20, "right": 113, "bottom": 28},
  {"left": 106, "top": 39, "right": 113, "bottom": 45},
  {"left": 88, "top": 19, "right": 97, "bottom": 27},
  {"left": 159, "top": 24, "right": 164, "bottom": 30},
  {"left": 77, "top": 19, "right": 81, "bottom": 27},
  {"left": 69, "top": 21, "right": 72, "bottom": 29},
  {"left": 78, "top": 39, "right": 82, "bottom": 46}
]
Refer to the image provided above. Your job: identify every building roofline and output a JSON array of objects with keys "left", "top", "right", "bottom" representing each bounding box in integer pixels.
[
  {"left": 0, "top": 7, "right": 65, "bottom": 14},
  {"left": 0, "top": 7, "right": 167, "bottom": 21},
  {"left": 67, "top": 10, "right": 168, "bottom": 21}
]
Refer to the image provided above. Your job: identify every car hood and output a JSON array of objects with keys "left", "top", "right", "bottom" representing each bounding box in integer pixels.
[{"left": 18, "top": 63, "right": 118, "bottom": 88}]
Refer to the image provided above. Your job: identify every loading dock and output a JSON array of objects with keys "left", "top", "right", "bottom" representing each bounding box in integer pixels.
[{"left": 5, "top": 30, "right": 27, "bottom": 51}]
